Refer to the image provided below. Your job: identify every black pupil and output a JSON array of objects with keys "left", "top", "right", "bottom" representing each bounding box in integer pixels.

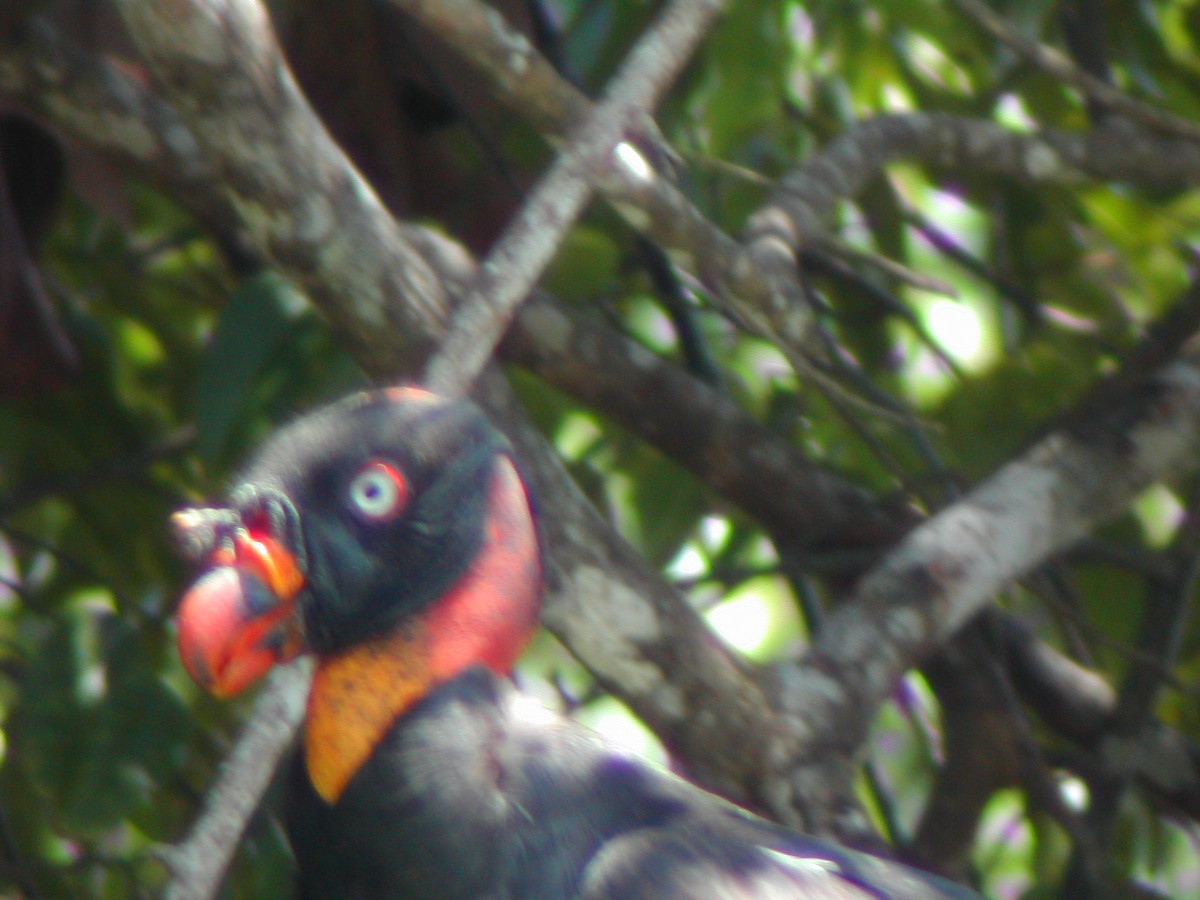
[{"left": 358, "top": 472, "right": 390, "bottom": 510}]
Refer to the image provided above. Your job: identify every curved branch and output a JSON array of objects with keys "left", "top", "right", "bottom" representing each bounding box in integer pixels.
[
  {"left": 766, "top": 334, "right": 1200, "bottom": 830},
  {"left": 997, "top": 613, "right": 1200, "bottom": 825},
  {"left": 748, "top": 112, "right": 1200, "bottom": 259}
]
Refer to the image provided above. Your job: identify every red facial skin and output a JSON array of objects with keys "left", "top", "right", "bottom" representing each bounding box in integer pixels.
[
  {"left": 175, "top": 527, "right": 304, "bottom": 698},
  {"left": 173, "top": 425, "right": 542, "bottom": 804},
  {"left": 175, "top": 386, "right": 443, "bottom": 700},
  {"left": 304, "top": 457, "right": 540, "bottom": 803}
]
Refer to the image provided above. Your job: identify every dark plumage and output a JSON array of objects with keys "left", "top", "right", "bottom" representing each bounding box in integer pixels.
[{"left": 175, "top": 387, "right": 978, "bottom": 899}]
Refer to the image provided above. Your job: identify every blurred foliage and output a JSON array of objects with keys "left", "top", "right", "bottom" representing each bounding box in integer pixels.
[{"left": 2, "top": 0, "right": 1200, "bottom": 896}]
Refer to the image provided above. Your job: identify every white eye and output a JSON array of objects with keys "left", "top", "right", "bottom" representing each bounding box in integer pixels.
[{"left": 348, "top": 461, "right": 408, "bottom": 522}]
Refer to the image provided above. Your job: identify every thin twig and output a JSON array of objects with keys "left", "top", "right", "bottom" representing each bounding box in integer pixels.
[
  {"left": 422, "top": 0, "right": 729, "bottom": 396},
  {"left": 951, "top": 0, "right": 1200, "bottom": 143},
  {"left": 903, "top": 208, "right": 1040, "bottom": 323},
  {"left": 162, "top": 659, "right": 312, "bottom": 900},
  {"left": 386, "top": 0, "right": 815, "bottom": 371},
  {"left": 638, "top": 236, "right": 723, "bottom": 386},
  {"left": 813, "top": 239, "right": 960, "bottom": 300}
]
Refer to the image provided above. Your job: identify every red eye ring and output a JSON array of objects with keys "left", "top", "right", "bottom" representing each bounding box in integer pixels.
[{"left": 347, "top": 461, "right": 408, "bottom": 522}]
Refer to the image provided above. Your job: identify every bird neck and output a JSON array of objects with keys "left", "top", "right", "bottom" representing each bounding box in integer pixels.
[{"left": 304, "top": 456, "right": 541, "bottom": 804}]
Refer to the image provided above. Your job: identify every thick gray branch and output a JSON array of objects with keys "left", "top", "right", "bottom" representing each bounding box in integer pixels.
[
  {"left": 114, "top": 0, "right": 448, "bottom": 378},
  {"left": 764, "top": 340, "right": 1200, "bottom": 829}
]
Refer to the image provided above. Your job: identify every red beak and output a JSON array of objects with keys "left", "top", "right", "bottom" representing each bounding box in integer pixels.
[{"left": 175, "top": 522, "right": 305, "bottom": 697}]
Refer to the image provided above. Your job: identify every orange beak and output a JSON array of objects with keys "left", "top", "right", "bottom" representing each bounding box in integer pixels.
[{"left": 175, "top": 522, "right": 306, "bottom": 697}]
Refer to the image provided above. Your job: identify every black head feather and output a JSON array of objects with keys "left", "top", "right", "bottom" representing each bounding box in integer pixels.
[{"left": 231, "top": 390, "right": 510, "bottom": 655}]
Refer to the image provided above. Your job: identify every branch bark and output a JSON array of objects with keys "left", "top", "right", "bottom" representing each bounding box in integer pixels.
[
  {"left": 748, "top": 112, "right": 1200, "bottom": 266},
  {"left": 765, "top": 337, "right": 1200, "bottom": 831},
  {"left": 113, "top": 0, "right": 449, "bottom": 378},
  {"left": 423, "top": 0, "right": 728, "bottom": 396},
  {"left": 161, "top": 660, "right": 312, "bottom": 900},
  {"left": 389, "top": 0, "right": 817, "bottom": 359}
]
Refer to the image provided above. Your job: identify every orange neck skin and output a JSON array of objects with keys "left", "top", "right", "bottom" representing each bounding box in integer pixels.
[{"left": 304, "top": 458, "right": 541, "bottom": 804}]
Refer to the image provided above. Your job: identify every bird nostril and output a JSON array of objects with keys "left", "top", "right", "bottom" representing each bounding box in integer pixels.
[{"left": 171, "top": 507, "right": 241, "bottom": 563}]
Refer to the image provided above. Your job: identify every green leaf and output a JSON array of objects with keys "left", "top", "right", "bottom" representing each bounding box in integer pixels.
[
  {"left": 1076, "top": 557, "right": 1147, "bottom": 653},
  {"left": 542, "top": 226, "right": 622, "bottom": 302},
  {"left": 15, "top": 601, "right": 191, "bottom": 835},
  {"left": 701, "top": 4, "right": 789, "bottom": 160},
  {"left": 195, "top": 272, "right": 299, "bottom": 464},
  {"left": 620, "top": 448, "right": 707, "bottom": 568}
]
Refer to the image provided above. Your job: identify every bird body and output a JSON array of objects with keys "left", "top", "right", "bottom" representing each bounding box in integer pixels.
[
  {"left": 287, "top": 665, "right": 968, "bottom": 899},
  {"left": 174, "top": 387, "right": 978, "bottom": 899}
]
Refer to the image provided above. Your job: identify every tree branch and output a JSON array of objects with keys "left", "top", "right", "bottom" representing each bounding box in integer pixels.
[
  {"left": 765, "top": 336, "right": 1200, "bottom": 832},
  {"left": 113, "top": 0, "right": 449, "bottom": 379},
  {"left": 388, "top": 0, "right": 817, "bottom": 362},
  {"left": 1064, "top": 492, "right": 1200, "bottom": 892},
  {"left": 503, "top": 295, "right": 915, "bottom": 552},
  {"left": 748, "top": 112, "right": 1200, "bottom": 262},
  {"left": 950, "top": 0, "right": 1200, "bottom": 143},
  {"left": 997, "top": 613, "right": 1200, "bottom": 822},
  {"left": 161, "top": 659, "right": 312, "bottom": 900},
  {"left": 423, "top": 0, "right": 728, "bottom": 396}
]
